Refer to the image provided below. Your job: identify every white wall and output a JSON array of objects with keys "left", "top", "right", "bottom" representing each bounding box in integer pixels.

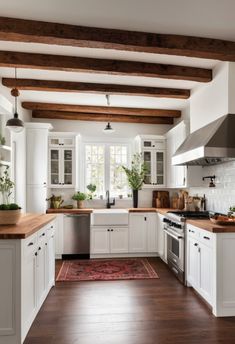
[
  {"left": 189, "top": 161, "right": 235, "bottom": 214},
  {"left": 35, "top": 118, "right": 173, "bottom": 208},
  {"left": 190, "top": 62, "right": 229, "bottom": 132}
]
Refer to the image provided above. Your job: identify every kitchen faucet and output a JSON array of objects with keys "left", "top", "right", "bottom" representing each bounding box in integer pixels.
[{"left": 106, "top": 190, "right": 115, "bottom": 209}]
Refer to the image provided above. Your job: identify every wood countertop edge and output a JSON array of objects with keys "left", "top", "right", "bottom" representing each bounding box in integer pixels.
[
  {"left": 0, "top": 214, "right": 57, "bottom": 239},
  {"left": 46, "top": 208, "right": 93, "bottom": 214}
]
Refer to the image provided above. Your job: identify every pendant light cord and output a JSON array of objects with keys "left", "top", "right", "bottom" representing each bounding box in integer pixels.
[{"left": 14, "top": 67, "right": 18, "bottom": 117}]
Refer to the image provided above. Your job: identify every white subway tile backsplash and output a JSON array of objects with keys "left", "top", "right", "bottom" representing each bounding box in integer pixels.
[{"left": 189, "top": 160, "right": 235, "bottom": 214}]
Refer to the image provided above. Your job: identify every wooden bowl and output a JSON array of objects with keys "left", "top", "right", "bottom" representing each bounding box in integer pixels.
[{"left": 0, "top": 209, "right": 21, "bottom": 225}]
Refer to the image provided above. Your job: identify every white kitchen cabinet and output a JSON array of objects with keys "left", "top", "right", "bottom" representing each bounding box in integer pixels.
[
  {"left": 36, "top": 236, "right": 47, "bottom": 307},
  {"left": 129, "top": 213, "right": 157, "bottom": 253},
  {"left": 55, "top": 214, "right": 64, "bottom": 258},
  {"left": 157, "top": 213, "right": 167, "bottom": 262},
  {"left": 91, "top": 226, "right": 129, "bottom": 255},
  {"left": 46, "top": 224, "right": 55, "bottom": 288},
  {"left": 91, "top": 227, "right": 110, "bottom": 254},
  {"left": 110, "top": 227, "right": 129, "bottom": 253},
  {"left": 135, "top": 135, "right": 166, "bottom": 188},
  {"left": 129, "top": 213, "right": 147, "bottom": 252},
  {"left": 166, "top": 121, "right": 202, "bottom": 188},
  {"left": 187, "top": 224, "right": 213, "bottom": 305},
  {"left": 26, "top": 184, "right": 48, "bottom": 214},
  {"left": 49, "top": 147, "right": 75, "bottom": 188},
  {"left": 25, "top": 123, "right": 52, "bottom": 214},
  {"left": 49, "top": 135, "right": 75, "bottom": 147}
]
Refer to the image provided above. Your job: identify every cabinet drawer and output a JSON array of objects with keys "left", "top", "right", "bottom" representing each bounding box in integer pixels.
[
  {"left": 37, "top": 227, "right": 47, "bottom": 243},
  {"left": 198, "top": 229, "right": 213, "bottom": 247},
  {"left": 23, "top": 233, "right": 38, "bottom": 254},
  {"left": 187, "top": 225, "right": 200, "bottom": 239}
]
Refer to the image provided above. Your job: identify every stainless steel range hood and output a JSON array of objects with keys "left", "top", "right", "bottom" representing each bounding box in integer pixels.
[{"left": 172, "top": 114, "right": 235, "bottom": 166}]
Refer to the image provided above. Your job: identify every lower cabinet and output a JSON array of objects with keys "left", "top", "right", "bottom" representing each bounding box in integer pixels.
[
  {"left": 22, "top": 221, "right": 55, "bottom": 342},
  {"left": 187, "top": 225, "right": 213, "bottom": 305},
  {"left": 91, "top": 226, "right": 128, "bottom": 254},
  {"left": 129, "top": 213, "right": 158, "bottom": 253},
  {"left": 156, "top": 213, "right": 167, "bottom": 261}
]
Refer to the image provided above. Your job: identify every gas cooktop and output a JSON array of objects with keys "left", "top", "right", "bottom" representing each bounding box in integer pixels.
[{"left": 167, "top": 211, "right": 210, "bottom": 219}]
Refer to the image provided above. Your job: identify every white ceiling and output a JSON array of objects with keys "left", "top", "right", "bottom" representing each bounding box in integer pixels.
[{"left": 0, "top": 0, "right": 233, "bottom": 114}]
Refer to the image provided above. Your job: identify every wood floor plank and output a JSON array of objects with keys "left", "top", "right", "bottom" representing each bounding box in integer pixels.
[{"left": 24, "top": 258, "right": 235, "bottom": 344}]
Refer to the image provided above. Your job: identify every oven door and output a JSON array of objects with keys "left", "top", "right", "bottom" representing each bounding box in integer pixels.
[{"left": 164, "top": 227, "right": 184, "bottom": 272}]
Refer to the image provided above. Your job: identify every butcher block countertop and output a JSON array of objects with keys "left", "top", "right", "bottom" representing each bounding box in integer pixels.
[
  {"left": 46, "top": 208, "right": 93, "bottom": 214},
  {"left": 156, "top": 208, "right": 235, "bottom": 233},
  {"left": 129, "top": 208, "right": 157, "bottom": 212},
  {"left": 187, "top": 219, "right": 235, "bottom": 233},
  {"left": 0, "top": 213, "right": 56, "bottom": 239}
]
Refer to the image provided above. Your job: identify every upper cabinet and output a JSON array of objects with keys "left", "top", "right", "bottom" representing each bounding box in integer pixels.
[
  {"left": 166, "top": 121, "right": 202, "bottom": 188},
  {"left": 135, "top": 135, "right": 166, "bottom": 188},
  {"left": 48, "top": 133, "right": 76, "bottom": 188}
]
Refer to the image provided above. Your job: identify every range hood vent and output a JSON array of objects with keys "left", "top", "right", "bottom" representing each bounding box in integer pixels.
[{"left": 172, "top": 114, "right": 235, "bottom": 166}]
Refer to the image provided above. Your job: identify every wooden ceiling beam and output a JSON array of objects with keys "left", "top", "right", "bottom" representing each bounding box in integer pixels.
[
  {"left": 0, "top": 16, "right": 234, "bottom": 61},
  {"left": 32, "top": 110, "right": 174, "bottom": 125},
  {"left": 22, "top": 102, "right": 181, "bottom": 118},
  {"left": 0, "top": 51, "right": 212, "bottom": 82},
  {"left": 2, "top": 78, "right": 190, "bottom": 99}
]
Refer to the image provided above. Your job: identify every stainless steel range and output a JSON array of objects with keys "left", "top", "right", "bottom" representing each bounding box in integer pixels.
[{"left": 163, "top": 211, "right": 209, "bottom": 284}]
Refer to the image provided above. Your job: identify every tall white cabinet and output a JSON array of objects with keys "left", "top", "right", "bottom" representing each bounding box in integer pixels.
[
  {"left": 25, "top": 123, "right": 53, "bottom": 213},
  {"left": 166, "top": 121, "right": 202, "bottom": 188}
]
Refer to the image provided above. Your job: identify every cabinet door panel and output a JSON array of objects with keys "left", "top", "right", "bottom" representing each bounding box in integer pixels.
[
  {"left": 27, "top": 129, "right": 48, "bottom": 185},
  {"left": 37, "top": 243, "right": 47, "bottom": 307},
  {"left": 143, "top": 150, "right": 153, "bottom": 185},
  {"left": 187, "top": 237, "right": 199, "bottom": 289},
  {"left": 47, "top": 233, "right": 55, "bottom": 288},
  {"left": 91, "top": 227, "right": 110, "bottom": 254},
  {"left": 199, "top": 243, "right": 212, "bottom": 304},
  {"left": 147, "top": 214, "right": 157, "bottom": 252},
  {"left": 62, "top": 148, "right": 74, "bottom": 186},
  {"left": 129, "top": 214, "right": 147, "bottom": 252},
  {"left": 22, "top": 250, "right": 37, "bottom": 336},
  {"left": 49, "top": 148, "right": 60, "bottom": 186},
  {"left": 110, "top": 227, "right": 128, "bottom": 253}
]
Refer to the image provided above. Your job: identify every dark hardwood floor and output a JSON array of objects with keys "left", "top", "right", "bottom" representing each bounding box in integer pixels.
[{"left": 24, "top": 258, "right": 235, "bottom": 344}]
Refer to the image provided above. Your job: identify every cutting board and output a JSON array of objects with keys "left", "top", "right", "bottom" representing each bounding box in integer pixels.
[{"left": 152, "top": 191, "right": 170, "bottom": 208}]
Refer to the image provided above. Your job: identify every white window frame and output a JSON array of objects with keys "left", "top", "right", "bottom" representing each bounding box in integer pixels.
[{"left": 80, "top": 137, "right": 132, "bottom": 198}]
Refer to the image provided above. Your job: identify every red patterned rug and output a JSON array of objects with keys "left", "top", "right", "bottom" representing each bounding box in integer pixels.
[{"left": 56, "top": 258, "right": 159, "bottom": 282}]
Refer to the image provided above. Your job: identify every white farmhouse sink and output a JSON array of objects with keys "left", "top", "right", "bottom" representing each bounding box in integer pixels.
[{"left": 91, "top": 209, "right": 129, "bottom": 226}]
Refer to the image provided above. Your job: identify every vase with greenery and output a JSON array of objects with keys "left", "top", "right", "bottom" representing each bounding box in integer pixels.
[
  {"left": 86, "top": 184, "right": 97, "bottom": 200},
  {"left": 72, "top": 192, "right": 87, "bottom": 209},
  {"left": 0, "top": 166, "right": 21, "bottom": 224},
  {"left": 121, "top": 153, "right": 147, "bottom": 208}
]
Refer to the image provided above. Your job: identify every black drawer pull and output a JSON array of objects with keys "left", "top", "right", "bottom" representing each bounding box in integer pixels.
[
  {"left": 40, "top": 233, "right": 46, "bottom": 237},
  {"left": 203, "top": 236, "right": 210, "bottom": 240},
  {"left": 38, "top": 247, "right": 41, "bottom": 251},
  {"left": 28, "top": 242, "right": 34, "bottom": 247},
  {"left": 194, "top": 243, "right": 198, "bottom": 246},
  {"left": 35, "top": 252, "right": 38, "bottom": 256},
  {"left": 189, "top": 229, "right": 195, "bottom": 233}
]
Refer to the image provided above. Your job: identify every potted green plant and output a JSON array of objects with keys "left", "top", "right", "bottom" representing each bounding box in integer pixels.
[
  {"left": 86, "top": 184, "right": 97, "bottom": 200},
  {"left": 0, "top": 167, "right": 21, "bottom": 225},
  {"left": 72, "top": 192, "right": 87, "bottom": 209},
  {"left": 121, "top": 153, "right": 147, "bottom": 208}
]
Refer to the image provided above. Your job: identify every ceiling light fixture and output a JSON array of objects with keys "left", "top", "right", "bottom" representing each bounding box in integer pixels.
[
  {"left": 6, "top": 68, "right": 24, "bottom": 133},
  {"left": 103, "top": 94, "right": 115, "bottom": 134}
]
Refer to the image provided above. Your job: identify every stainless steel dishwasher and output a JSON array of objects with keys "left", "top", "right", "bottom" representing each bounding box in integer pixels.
[{"left": 63, "top": 214, "right": 90, "bottom": 259}]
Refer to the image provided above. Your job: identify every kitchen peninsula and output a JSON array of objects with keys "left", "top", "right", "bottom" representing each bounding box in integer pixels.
[{"left": 0, "top": 214, "right": 56, "bottom": 344}]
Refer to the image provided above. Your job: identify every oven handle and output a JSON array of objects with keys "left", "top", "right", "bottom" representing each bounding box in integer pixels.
[{"left": 164, "top": 228, "right": 183, "bottom": 241}]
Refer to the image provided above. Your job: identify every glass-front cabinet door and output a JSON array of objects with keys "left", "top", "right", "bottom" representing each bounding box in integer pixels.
[
  {"left": 143, "top": 150, "right": 153, "bottom": 185},
  {"left": 62, "top": 149, "right": 73, "bottom": 186},
  {"left": 50, "top": 149, "right": 60, "bottom": 186},
  {"left": 49, "top": 148, "right": 74, "bottom": 187},
  {"left": 155, "top": 151, "right": 165, "bottom": 186}
]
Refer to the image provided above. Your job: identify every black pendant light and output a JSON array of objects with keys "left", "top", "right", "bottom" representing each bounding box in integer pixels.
[
  {"left": 103, "top": 94, "right": 115, "bottom": 133},
  {"left": 6, "top": 68, "right": 24, "bottom": 133}
]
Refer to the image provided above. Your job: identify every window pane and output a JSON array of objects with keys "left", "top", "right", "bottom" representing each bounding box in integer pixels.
[
  {"left": 110, "top": 145, "right": 129, "bottom": 197},
  {"left": 85, "top": 145, "right": 105, "bottom": 196}
]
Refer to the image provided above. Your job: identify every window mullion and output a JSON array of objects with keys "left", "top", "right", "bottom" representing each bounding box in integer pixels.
[{"left": 105, "top": 144, "right": 110, "bottom": 192}]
